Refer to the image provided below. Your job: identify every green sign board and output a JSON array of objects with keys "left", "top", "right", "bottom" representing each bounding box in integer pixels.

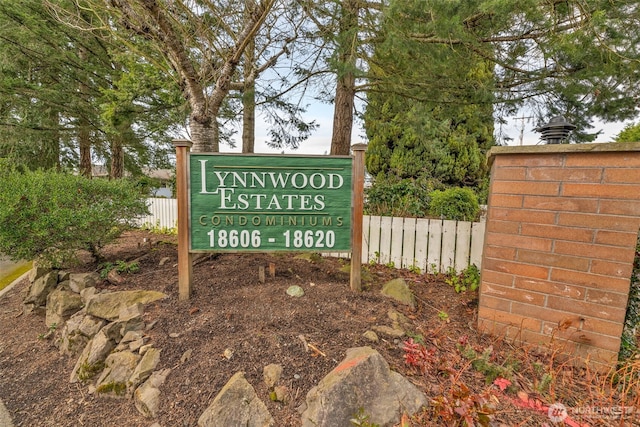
[{"left": 189, "top": 154, "right": 352, "bottom": 252}]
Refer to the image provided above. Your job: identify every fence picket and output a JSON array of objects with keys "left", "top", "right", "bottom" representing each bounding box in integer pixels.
[
  {"left": 138, "top": 198, "right": 486, "bottom": 273},
  {"left": 454, "top": 221, "right": 472, "bottom": 272},
  {"left": 441, "top": 220, "right": 457, "bottom": 272},
  {"left": 361, "top": 215, "right": 371, "bottom": 264},
  {"left": 390, "top": 217, "right": 404, "bottom": 268},
  {"left": 416, "top": 219, "right": 430, "bottom": 272},
  {"left": 470, "top": 221, "right": 485, "bottom": 268},
  {"left": 401, "top": 217, "right": 417, "bottom": 270},
  {"left": 379, "top": 216, "right": 393, "bottom": 264},
  {"left": 368, "top": 216, "right": 382, "bottom": 263},
  {"left": 426, "top": 220, "right": 441, "bottom": 273}
]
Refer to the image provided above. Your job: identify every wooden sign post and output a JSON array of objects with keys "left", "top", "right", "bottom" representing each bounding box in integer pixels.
[
  {"left": 173, "top": 139, "right": 193, "bottom": 300},
  {"left": 350, "top": 144, "right": 367, "bottom": 292}
]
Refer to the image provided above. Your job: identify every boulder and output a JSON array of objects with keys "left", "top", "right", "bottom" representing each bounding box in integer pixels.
[
  {"left": 69, "top": 329, "right": 116, "bottom": 383},
  {"left": 95, "top": 351, "right": 140, "bottom": 397},
  {"left": 381, "top": 278, "right": 415, "bottom": 309},
  {"left": 198, "top": 372, "right": 274, "bottom": 427},
  {"left": 24, "top": 270, "right": 58, "bottom": 307},
  {"left": 69, "top": 272, "right": 101, "bottom": 294},
  {"left": 57, "top": 309, "right": 106, "bottom": 355},
  {"left": 85, "top": 290, "right": 167, "bottom": 321},
  {"left": 134, "top": 369, "right": 171, "bottom": 419},
  {"left": 129, "top": 347, "right": 161, "bottom": 390},
  {"left": 300, "top": 346, "right": 427, "bottom": 427},
  {"left": 29, "top": 261, "right": 52, "bottom": 283},
  {"left": 45, "top": 288, "right": 84, "bottom": 328}
]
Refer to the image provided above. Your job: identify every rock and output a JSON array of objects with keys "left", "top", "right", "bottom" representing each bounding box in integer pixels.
[
  {"left": 381, "top": 278, "right": 415, "bottom": 309},
  {"left": 45, "top": 288, "right": 84, "bottom": 328},
  {"left": 58, "top": 270, "right": 70, "bottom": 283},
  {"left": 286, "top": 285, "right": 304, "bottom": 297},
  {"left": 180, "top": 349, "right": 193, "bottom": 364},
  {"left": 273, "top": 385, "right": 289, "bottom": 403},
  {"left": 69, "top": 272, "right": 101, "bottom": 293},
  {"left": 121, "top": 330, "right": 145, "bottom": 344},
  {"left": 69, "top": 329, "right": 117, "bottom": 383},
  {"left": 301, "top": 346, "right": 427, "bottom": 427},
  {"left": 263, "top": 364, "right": 283, "bottom": 388},
  {"left": 80, "top": 287, "right": 97, "bottom": 305},
  {"left": 57, "top": 310, "right": 106, "bottom": 355},
  {"left": 223, "top": 348, "right": 234, "bottom": 360},
  {"left": 198, "top": 372, "right": 274, "bottom": 427},
  {"left": 129, "top": 347, "right": 161, "bottom": 390},
  {"left": 85, "top": 290, "right": 167, "bottom": 321},
  {"left": 362, "top": 330, "right": 379, "bottom": 342},
  {"left": 134, "top": 369, "right": 171, "bottom": 419},
  {"left": 95, "top": 351, "right": 140, "bottom": 397},
  {"left": 118, "top": 303, "right": 145, "bottom": 322},
  {"left": 387, "top": 308, "right": 410, "bottom": 329},
  {"left": 29, "top": 261, "right": 52, "bottom": 283},
  {"left": 24, "top": 270, "right": 58, "bottom": 307},
  {"left": 372, "top": 325, "right": 405, "bottom": 338},
  {"left": 106, "top": 269, "right": 125, "bottom": 286}
]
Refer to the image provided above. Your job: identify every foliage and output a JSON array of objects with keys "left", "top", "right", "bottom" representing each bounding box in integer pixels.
[
  {"left": 402, "top": 338, "right": 498, "bottom": 425},
  {"left": 364, "top": 176, "right": 436, "bottom": 217},
  {"left": 429, "top": 188, "right": 480, "bottom": 221},
  {"left": 0, "top": 169, "right": 148, "bottom": 266},
  {"left": 459, "top": 345, "right": 515, "bottom": 385},
  {"left": 446, "top": 265, "right": 481, "bottom": 293},
  {"left": 620, "top": 234, "right": 640, "bottom": 360},
  {"left": 99, "top": 261, "right": 140, "bottom": 279},
  {"left": 615, "top": 122, "right": 640, "bottom": 143}
]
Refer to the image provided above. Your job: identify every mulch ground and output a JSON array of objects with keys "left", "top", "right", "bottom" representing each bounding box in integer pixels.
[{"left": 0, "top": 230, "right": 635, "bottom": 426}]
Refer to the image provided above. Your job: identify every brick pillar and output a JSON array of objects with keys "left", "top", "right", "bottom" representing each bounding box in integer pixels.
[{"left": 478, "top": 142, "right": 640, "bottom": 368}]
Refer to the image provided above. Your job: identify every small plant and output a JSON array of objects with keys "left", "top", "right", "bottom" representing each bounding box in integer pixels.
[
  {"left": 430, "top": 383, "right": 497, "bottom": 426},
  {"left": 403, "top": 338, "right": 437, "bottom": 374},
  {"left": 141, "top": 219, "right": 177, "bottom": 235},
  {"left": 100, "top": 260, "right": 140, "bottom": 279},
  {"left": 350, "top": 408, "right": 380, "bottom": 427},
  {"left": 446, "top": 265, "right": 480, "bottom": 293},
  {"left": 385, "top": 261, "right": 395, "bottom": 268},
  {"left": 438, "top": 311, "right": 450, "bottom": 322},
  {"left": 408, "top": 264, "right": 421, "bottom": 274},
  {"left": 460, "top": 344, "right": 514, "bottom": 384}
]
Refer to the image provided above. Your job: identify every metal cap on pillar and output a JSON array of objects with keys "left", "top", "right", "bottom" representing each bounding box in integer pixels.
[{"left": 535, "top": 115, "right": 576, "bottom": 144}]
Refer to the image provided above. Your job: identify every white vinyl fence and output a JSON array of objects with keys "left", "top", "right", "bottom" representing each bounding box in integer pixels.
[{"left": 138, "top": 198, "right": 485, "bottom": 273}]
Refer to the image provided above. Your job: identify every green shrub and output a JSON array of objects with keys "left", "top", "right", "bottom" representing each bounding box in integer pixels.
[
  {"left": 428, "top": 187, "right": 480, "bottom": 221},
  {"left": 364, "top": 176, "right": 436, "bottom": 217},
  {"left": 0, "top": 168, "right": 149, "bottom": 266}
]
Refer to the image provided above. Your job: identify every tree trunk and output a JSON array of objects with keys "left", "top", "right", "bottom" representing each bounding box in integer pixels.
[
  {"left": 331, "top": 73, "right": 356, "bottom": 155},
  {"left": 110, "top": 135, "right": 124, "bottom": 179},
  {"left": 242, "top": 2, "right": 256, "bottom": 154},
  {"left": 78, "top": 123, "right": 92, "bottom": 178},
  {"left": 190, "top": 116, "right": 218, "bottom": 153},
  {"left": 242, "top": 83, "right": 256, "bottom": 153},
  {"left": 330, "top": 0, "right": 358, "bottom": 156}
]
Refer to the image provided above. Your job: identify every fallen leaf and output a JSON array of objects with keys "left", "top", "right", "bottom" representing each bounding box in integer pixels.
[{"left": 493, "top": 377, "right": 512, "bottom": 391}]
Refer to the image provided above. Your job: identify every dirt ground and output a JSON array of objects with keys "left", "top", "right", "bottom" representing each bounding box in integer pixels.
[{"left": 0, "top": 230, "right": 633, "bottom": 426}]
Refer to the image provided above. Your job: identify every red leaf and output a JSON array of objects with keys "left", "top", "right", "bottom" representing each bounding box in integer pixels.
[{"left": 493, "top": 377, "right": 511, "bottom": 391}]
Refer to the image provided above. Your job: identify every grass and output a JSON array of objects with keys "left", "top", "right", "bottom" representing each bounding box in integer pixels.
[{"left": 0, "top": 261, "right": 32, "bottom": 292}]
